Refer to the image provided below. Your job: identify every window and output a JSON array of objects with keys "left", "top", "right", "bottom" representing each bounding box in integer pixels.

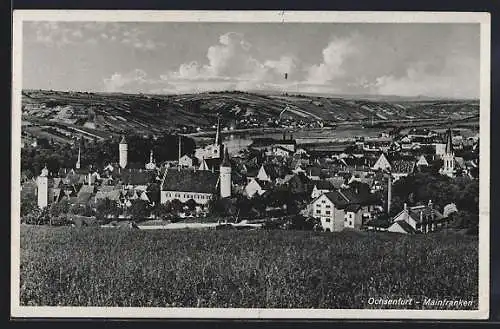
[
  {"left": 316, "top": 210, "right": 321, "bottom": 214},
  {"left": 349, "top": 221, "right": 352, "bottom": 226},
  {"left": 325, "top": 211, "right": 330, "bottom": 215},
  {"left": 321, "top": 200, "right": 326, "bottom": 204},
  {"left": 325, "top": 218, "right": 330, "bottom": 222},
  {"left": 325, "top": 204, "right": 331, "bottom": 208}
]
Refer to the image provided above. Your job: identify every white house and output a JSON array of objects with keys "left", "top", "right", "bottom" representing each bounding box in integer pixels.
[
  {"left": 310, "top": 189, "right": 376, "bottom": 232},
  {"left": 244, "top": 178, "right": 269, "bottom": 198},
  {"left": 372, "top": 153, "right": 391, "bottom": 171},
  {"left": 179, "top": 154, "right": 194, "bottom": 168},
  {"left": 390, "top": 202, "right": 447, "bottom": 234},
  {"left": 256, "top": 164, "right": 272, "bottom": 182},
  {"left": 310, "top": 180, "right": 334, "bottom": 199},
  {"left": 416, "top": 155, "right": 429, "bottom": 167}
]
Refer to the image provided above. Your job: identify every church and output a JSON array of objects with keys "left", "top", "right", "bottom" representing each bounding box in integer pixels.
[
  {"left": 34, "top": 131, "right": 232, "bottom": 211},
  {"left": 439, "top": 128, "right": 466, "bottom": 178},
  {"left": 194, "top": 117, "right": 223, "bottom": 162},
  {"left": 160, "top": 146, "right": 232, "bottom": 206}
]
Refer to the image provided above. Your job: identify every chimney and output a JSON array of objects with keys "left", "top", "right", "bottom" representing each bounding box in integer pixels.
[{"left": 404, "top": 203, "right": 407, "bottom": 211}]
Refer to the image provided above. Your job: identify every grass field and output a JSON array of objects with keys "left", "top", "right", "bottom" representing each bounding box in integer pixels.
[{"left": 19, "top": 225, "right": 478, "bottom": 309}]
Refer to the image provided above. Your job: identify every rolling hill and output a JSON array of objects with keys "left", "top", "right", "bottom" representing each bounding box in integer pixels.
[{"left": 20, "top": 89, "right": 479, "bottom": 145}]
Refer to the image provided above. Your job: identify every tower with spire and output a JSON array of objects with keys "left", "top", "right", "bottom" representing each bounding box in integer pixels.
[
  {"left": 145, "top": 149, "right": 156, "bottom": 170},
  {"left": 119, "top": 135, "right": 128, "bottom": 169},
  {"left": 194, "top": 116, "right": 223, "bottom": 161},
  {"left": 76, "top": 143, "right": 81, "bottom": 169},
  {"left": 440, "top": 128, "right": 455, "bottom": 178},
  {"left": 214, "top": 116, "right": 221, "bottom": 146},
  {"left": 37, "top": 165, "right": 49, "bottom": 209},
  {"left": 219, "top": 146, "right": 232, "bottom": 198}
]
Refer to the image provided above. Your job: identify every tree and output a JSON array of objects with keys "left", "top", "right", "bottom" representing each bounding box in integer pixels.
[
  {"left": 151, "top": 202, "right": 172, "bottom": 219},
  {"left": 185, "top": 199, "right": 197, "bottom": 212},
  {"left": 49, "top": 200, "right": 70, "bottom": 217},
  {"left": 128, "top": 199, "right": 151, "bottom": 220},
  {"left": 170, "top": 199, "right": 183, "bottom": 213},
  {"left": 20, "top": 198, "right": 37, "bottom": 217},
  {"left": 95, "top": 198, "right": 121, "bottom": 220}
]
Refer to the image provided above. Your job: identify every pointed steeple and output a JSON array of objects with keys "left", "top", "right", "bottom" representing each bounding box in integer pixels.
[
  {"left": 150, "top": 149, "right": 154, "bottom": 163},
  {"left": 215, "top": 117, "right": 221, "bottom": 145},
  {"left": 120, "top": 135, "right": 127, "bottom": 144},
  {"left": 76, "top": 143, "right": 81, "bottom": 169},
  {"left": 221, "top": 146, "right": 231, "bottom": 167},
  {"left": 40, "top": 165, "right": 49, "bottom": 177},
  {"left": 199, "top": 157, "right": 209, "bottom": 171},
  {"left": 445, "top": 128, "right": 454, "bottom": 155}
]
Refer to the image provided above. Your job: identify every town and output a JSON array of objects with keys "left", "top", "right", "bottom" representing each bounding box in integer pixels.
[{"left": 20, "top": 114, "right": 480, "bottom": 235}]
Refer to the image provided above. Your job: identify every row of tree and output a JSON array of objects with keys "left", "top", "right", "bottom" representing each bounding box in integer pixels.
[
  {"left": 21, "top": 133, "right": 196, "bottom": 179},
  {"left": 379, "top": 171, "right": 480, "bottom": 230}
]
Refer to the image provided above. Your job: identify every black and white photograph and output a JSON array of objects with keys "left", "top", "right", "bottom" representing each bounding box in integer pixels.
[{"left": 11, "top": 11, "right": 490, "bottom": 319}]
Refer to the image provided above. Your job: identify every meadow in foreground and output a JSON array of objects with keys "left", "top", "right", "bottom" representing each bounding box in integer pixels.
[{"left": 19, "top": 225, "right": 478, "bottom": 309}]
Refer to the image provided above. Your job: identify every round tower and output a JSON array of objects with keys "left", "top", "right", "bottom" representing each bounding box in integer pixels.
[
  {"left": 119, "top": 135, "right": 128, "bottom": 169},
  {"left": 37, "top": 166, "right": 49, "bottom": 209},
  {"left": 220, "top": 146, "right": 231, "bottom": 198}
]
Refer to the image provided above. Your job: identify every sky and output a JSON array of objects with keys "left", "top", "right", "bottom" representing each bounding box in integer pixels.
[{"left": 22, "top": 21, "right": 481, "bottom": 98}]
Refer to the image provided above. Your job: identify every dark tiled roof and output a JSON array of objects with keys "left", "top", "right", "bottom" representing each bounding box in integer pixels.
[
  {"left": 161, "top": 169, "right": 218, "bottom": 194},
  {"left": 314, "top": 180, "right": 334, "bottom": 190},
  {"left": 95, "top": 189, "right": 121, "bottom": 201},
  {"left": 327, "top": 177, "right": 345, "bottom": 189},
  {"left": 408, "top": 205, "right": 444, "bottom": 223},
  {"left": 21, "top": 180, "right": 37, "bottom": 198},
  {"left": 119, "top": 169, "right": 155, "bottom": 186},
  {"left": 323, "top": 188, "right": 376, "bottom": 209},
  {"left": 393, "top": 220, "right": 417, "bottom": 234},
  {"left": 345, "top": 204, "right": 362, "bottom": 212},
  {"left": 391, "top": 160, "right": 415, "bottom": 174},
  {"left": 76, "top": 185, "right": 95, "bottom": 205}
]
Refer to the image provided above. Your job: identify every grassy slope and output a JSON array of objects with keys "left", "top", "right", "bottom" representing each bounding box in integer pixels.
[{"left": 20, "top": 226, "right": 478, "bottom": 309}]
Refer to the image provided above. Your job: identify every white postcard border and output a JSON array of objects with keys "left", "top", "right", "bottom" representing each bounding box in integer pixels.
[{"left": 11, "top": 10, "right": 491, "bottom": 319}]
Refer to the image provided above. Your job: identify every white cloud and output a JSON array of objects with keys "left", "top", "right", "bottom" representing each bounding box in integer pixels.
[
  {"left": 163, "top": 32, "right": 299, "bottom": 91},
  {"left": 373, "top": 56, "right": 479, "bottom": 98},
  {"left": 103, "top": 69, "right": 149, "bottom": 92},
  {"left": 99, "top": 29, "right": 478, "bottom": 98},
  {"left": 305, "top": 35, "right": 358, "bottom": 84}
]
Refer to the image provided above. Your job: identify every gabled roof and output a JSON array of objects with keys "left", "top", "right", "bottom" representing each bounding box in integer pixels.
[
  {"left": 408, "top": 205, "right": 444, "bottom": 222},
  {"left": 391, "top": 220, "right": 417, "bottom": 234},
  {"left": 320, "top": 188, "right": 375, "bottom": 209},
  {"left": 345, "top": 204, "right": 362, "bottom": 212},
  {"left": 76, "top": 185, "right": 94, "bottom": 205},
  {"left": 314, "top": 180, "right": 334, "bottom": 190},
  {"left": 160, "top": 169, "right": 218, "bottom": 194},
  {"left": 95, "top": 188, "right": 121, "bottom": 202},
  {"left": 391, "top": 160, "right": 415, "bottom": 174},
  {"left": 119, "top": 169, "right": 155, "bottom": 186},
  {"left": 327, "top": 176, "right": 345, "bottom": 189}
]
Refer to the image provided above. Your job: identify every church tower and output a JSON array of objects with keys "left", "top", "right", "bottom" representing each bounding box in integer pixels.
[
  {"left": 37, "top": 165, "right": 49, "bottom": 209},
  {"left": 76, "top": 143, "right": 81, "bottom": 169},
  {"left": 220, "top": 146, "right": 231, "bottom": 198},
  {"left": 440, "top": 128, "right": 455, "bottom": 178},
  {"left": 215, "top": 117, "right": 221, "bottom": 146},
  {"left": 119, "top": 135, "right": 128, "bottom": 169},
  {"left": 145, "top": 150, "right": 156, "bottom": 170}
]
